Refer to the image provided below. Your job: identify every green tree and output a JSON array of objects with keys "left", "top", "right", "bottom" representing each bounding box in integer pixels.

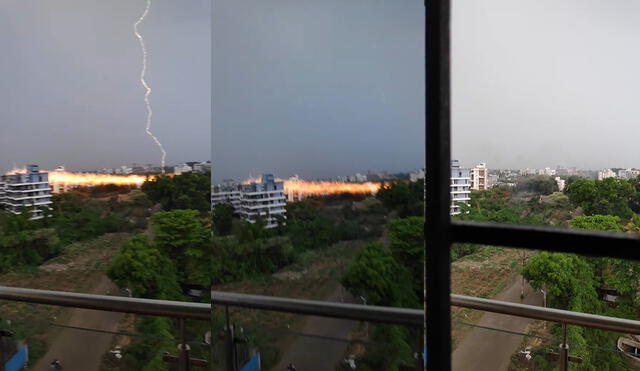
[
  {"left": 107, "top": 234, "right": 182, "bottom": 299},
  {"left": 212, "top": 204, "right": 234, "bottom": 236},
  {"left": 341, "top": 241, "right": 418, "bottom": 308},
  {"left": 569, "top": 215, "right": 622, "bottom": 232},
  {"left": 376, "top": 180, "right": 424, "bottom": 217},
  {"left": 565, "top": 178, "right": 634, "bottom": 219},
  {"left": 151, "top": 210, "right": 210, "bottom": 284},
  {"left": 141, "top": 171, "right": 211, "bottom": 213},
  {"left": 386, "top": 217, "right": 424, "bottom": 297}
]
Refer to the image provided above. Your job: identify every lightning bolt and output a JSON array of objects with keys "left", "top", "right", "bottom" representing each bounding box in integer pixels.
[{"left": 134, "top": 0, "right": 166, "bottom": 173}]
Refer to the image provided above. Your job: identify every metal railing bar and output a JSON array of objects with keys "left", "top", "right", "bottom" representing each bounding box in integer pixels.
[
  {"left": 0, "top": 286, "right": 210, "bottom": 320},
  {"left": 452, "top": 221, "right": 640, "bottom": 259},
  {"left": 2, "top": 286, "right": 640, "bottom": 337},
  {"left": 452, "top": 294, "right": 640, "bottom": 334},
  {"left": 211, "top": 290, "right": 423, "bottom": 326}
]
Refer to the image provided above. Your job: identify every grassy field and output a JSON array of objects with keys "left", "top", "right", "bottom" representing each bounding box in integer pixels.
[
  {"left": 450, "top": 245, "right": 534, "bottom": 349},
  {"left": 0, "top": 233, "right": 130, "bottom": 364}
]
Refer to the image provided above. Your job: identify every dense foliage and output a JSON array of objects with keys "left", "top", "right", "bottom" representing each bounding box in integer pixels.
[
  {"left": 565, "top": 177, "right": 636, "bottom": 219},
  {"left": 523, "top": 214, "right": 639, "bottom": 370},
  {"left": 141, "top": 171, "right": 211, "bottom": 213},
  {"left": 0, "top": 189, "right": 151, "bottom": 273},
  {"left": 376, "top": 179, "right": 424, "bottom": 217}
]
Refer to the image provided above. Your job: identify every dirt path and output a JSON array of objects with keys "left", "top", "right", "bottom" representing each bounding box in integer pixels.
[
  {"left": 452, "top": 275, "right": 543, "bottom": 371},
  {"left": 271, "top": 285, "right": 358, "bottom": 371},
  {"left": 32, "top": 276, "right": 124, "bottom": 371}
]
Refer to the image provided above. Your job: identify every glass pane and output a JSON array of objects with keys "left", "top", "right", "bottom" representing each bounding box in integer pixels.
[
  {"left": 451, "top": 2, "right": 640, "bottom": 370},
  {"left": 210, "top": 307, "right": 421, "bottom": 371}
]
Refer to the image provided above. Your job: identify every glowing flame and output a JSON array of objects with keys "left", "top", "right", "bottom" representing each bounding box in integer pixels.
[
  {"left": 241, "top": 176, "right": 381, "bottom": 196},
  {"left": 49, "top": 172, "right": 148, "bottom": 187},
  {"left": 4, "top": 168, "right": 26, "bottom": 175},
  {"left": 284, "top": 179, "right": 380, "bottom": 196},
  {"left": 134, "top": 0, "right": 167, "bottom": 173}
]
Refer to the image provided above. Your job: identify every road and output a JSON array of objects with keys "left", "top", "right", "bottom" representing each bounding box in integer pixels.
[
  {"left": 271, "top": 286, "right": 357, "bottom": 371},
  {"left": 32, "top": 276, "right": 124, "bottom": 371},
  {"left": 452, "top": 276, "right": 543, "bottom": 371}
]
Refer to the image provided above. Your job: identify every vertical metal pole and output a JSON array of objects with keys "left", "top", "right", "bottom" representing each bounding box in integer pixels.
[
  {"left": 425, "top": 0, "right": 452, "bottom": 370},
  {"left": 225, "top": 305, "right": 237, "bottom": 371},
  {"left": 179, "top": 318, "right": 191, "bottom": 371},
  {"left": 559, "top": 323, "right": 569, "bottom": 371}
]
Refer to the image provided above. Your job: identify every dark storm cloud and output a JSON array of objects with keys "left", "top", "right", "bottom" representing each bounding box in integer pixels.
[{"left": 0, "top": 0, "right": 210, "bottom": 172}]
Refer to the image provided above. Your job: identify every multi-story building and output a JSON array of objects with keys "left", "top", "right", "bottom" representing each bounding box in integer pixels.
[
  {"left": 0, "top": 165, "right": 52, "bottom": 220},
  {"left": 470, "top": 163, "right": 487, "bottom": 190},
  {"left": 617, "top": 168, "right": 640, "bottom": 180},
  {"left": 486, "top": 174, "right": 499, "bottom": 188},
  {"left": 555, "top": 176, "right": 566, "bottom": 192},
  {"left": 538, "top": 167, "right": 556, "bottom": 176},
  {"left": 240, "top": 174, "right": 286, "bottom": 228},
  {"left": 450, "top": 160, "right": 471, "bottom": 216},
  {"left": 597, "top": 169, "right": 617, "bottom": 181},
  {"left": 192, "top": 161, "right": 212, "bottom": 173},
  {"left": 51, "top": 166, "right": 72, "bottom": 194},
  {"left": 114, "top": 166, "right": 132, "bottom": 175},
  {"left": 410, "top": 168, "right": 425, "bottom": 182},
  {"left": 211, "top": 180, "right": 242, "bottom": 214},
  {"left": 348, "top": 173, "right": 367, "bottom": 183},
  {"left": 174, "top": 164, "right": 193, "bottom": 175},
  {"left": 211, "top": 174, "right": 286, "bottom": 229},
  {"left": 0, "top": 181, "right": 6, "bottom": 204},
  {"left": 556, "top": 167, "right": 577, "bottom": 176}
]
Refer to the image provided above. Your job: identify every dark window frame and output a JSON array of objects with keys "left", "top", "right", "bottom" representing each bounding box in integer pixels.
[{"left": 424, "top": 1, "right": 640, "bottom": 370}]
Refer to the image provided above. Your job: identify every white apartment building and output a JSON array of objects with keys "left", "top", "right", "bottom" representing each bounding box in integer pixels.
[
  {"left": 174, "top": 164, "right": 193, "bottom": 175},
  {"left": 240, "top": 174, "right": 286, "bottom": 228},
  {"left": 211, "top": 174, "right": 287, "bottom": 229},
  {"left": 211, "top": 180, "right": 242, "bottom": 214},
  {"left": 486, "top": 174, "right": 499, "bottom": 188},
  {"left": 410, "top": 169, "right": 425, "bottom": 182},
  {"left": 450, "top": 160, "right": 471, "bottom": 215},
  {"left": 348, "top": 173, "right": 367, "bottom": 183},
  {"left": 597, "top": 169, "right": 617, "bottom": 181},
  {"left": 538, "top": 167, "right": 556, "bottom": 176},
  {"left": 617, "top": 168, "right": 640, "bottom": 180},
  {"left": 555, "top": 177, "right": 566, "bottom": 192},
  {"left": 470, "top": 163, "right": 487, "bottom": 190},
  {"left": 0, "top": 165, "right": 52, "bottom": 220},
  {"left": 51, "top": 166, "right": 72, "bottom": 194},
  {"left": 192, "top": 161, "right": 212, "bottom": 173},
  {"left": 114, "top": 166, "right": 132, "bottom": 175}
]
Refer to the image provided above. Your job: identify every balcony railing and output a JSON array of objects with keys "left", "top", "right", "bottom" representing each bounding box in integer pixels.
[{"left": 2, "top": 285, "right": 640, "bottom": 370}]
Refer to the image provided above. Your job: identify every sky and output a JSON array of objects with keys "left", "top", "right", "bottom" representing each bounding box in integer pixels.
[
  {"left": 3, "top": 2, "right": 638, "bottom": 178},
  {"left": 212, "top": 0, "right": 425, "bottom": 182},
  {"left": 0, "top": 0, "right": 210, "bottom": 173},
  {"left": 452, "top": 0, "right": 640, "bottom": 170},
  {"left": 213, "top": 0, "right": 640, "bottom": 183}
]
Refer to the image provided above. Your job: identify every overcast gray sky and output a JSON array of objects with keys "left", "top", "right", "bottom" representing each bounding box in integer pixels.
[
  {"left": 452, "top": 0, "right": 640, "bottom": 170},
  {"left": 213, "top": 0, "right": 639, "bottom": 183},
  {"left": 0, "top": 0, "right": 210, "bottom": 173},
  {"left": 212, "top": 0, "right": 424, "bottom": 182}
]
